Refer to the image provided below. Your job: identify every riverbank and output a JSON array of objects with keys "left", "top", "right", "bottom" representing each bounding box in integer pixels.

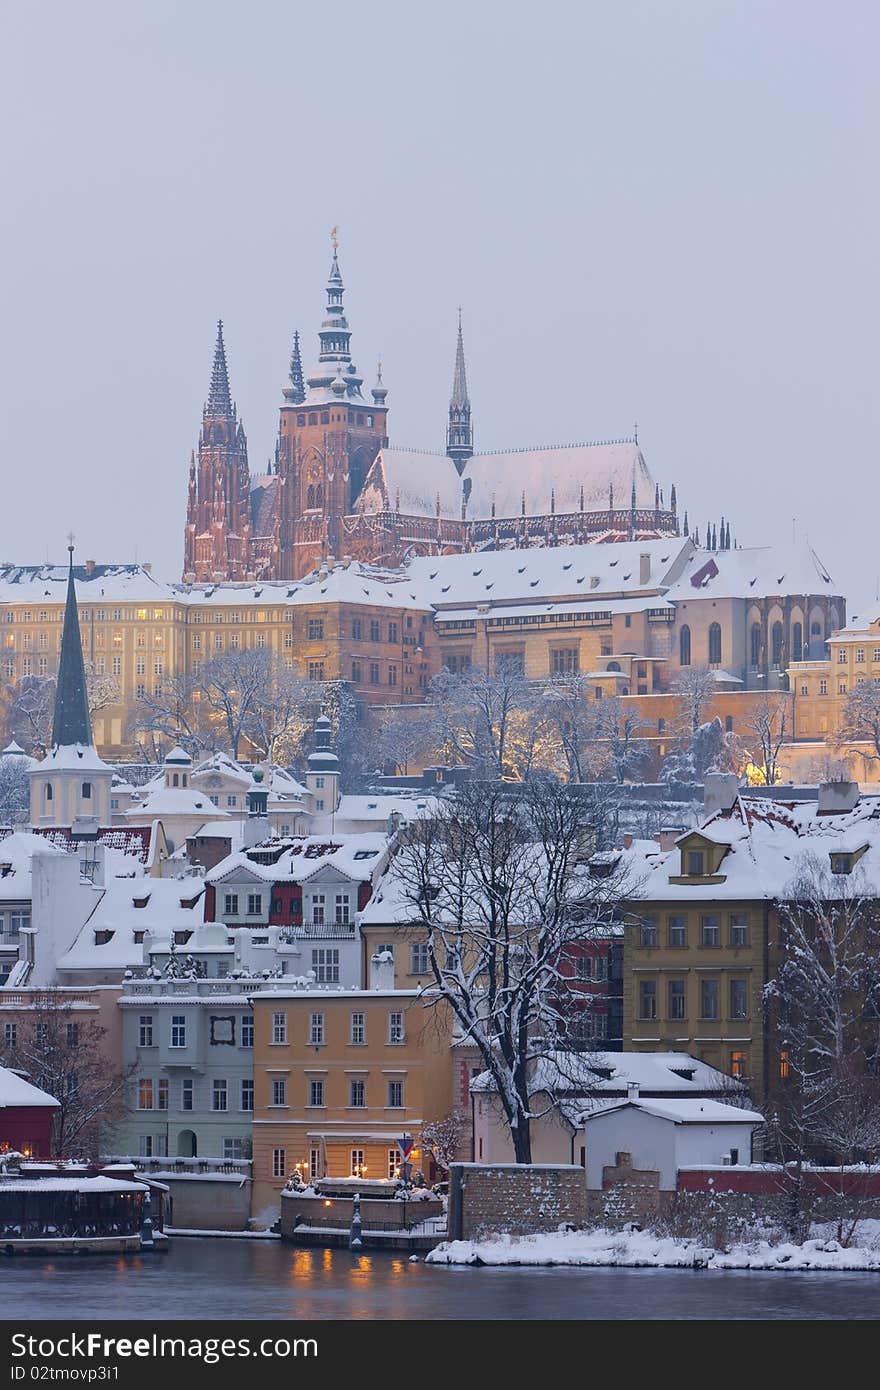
[{"left": 427, "top": 1226, "right": 880, "bottom": 1272}]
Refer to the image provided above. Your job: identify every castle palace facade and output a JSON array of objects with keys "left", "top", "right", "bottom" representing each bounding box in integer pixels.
[{"left": 183, "top": 243, "right": 683, "bottom": 583}]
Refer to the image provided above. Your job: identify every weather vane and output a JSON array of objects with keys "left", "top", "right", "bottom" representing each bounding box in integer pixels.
[
  {"left": 330, "top": 225, "right": 339, "bottom": 252},
  {"left": 66, "top": 530, "right": 75, "bottom": 553}
]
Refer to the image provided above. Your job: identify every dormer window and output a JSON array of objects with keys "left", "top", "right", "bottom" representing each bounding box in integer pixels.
[
  {"left": 687, "top": 850, "right": 705, "bottom": 876},
  {"left": 831, "top": 853, "right": 853, "bottom": 875}
]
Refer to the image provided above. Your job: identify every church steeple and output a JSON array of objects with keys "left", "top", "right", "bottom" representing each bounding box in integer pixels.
[
  {"left": 207, "top": 321, "right": 233, "bottom": 416},
  {"left": 446, "top": 310, "right": 473, "bottom": 475},
  {"left": 52, "top": 544, "right": 93, "bottom": 750},
  {"left": 283, "top": 330, "right": 306, "bottom": 405},
  {"left": 304, "top": 229, "right": 365, "bottom": 401}
]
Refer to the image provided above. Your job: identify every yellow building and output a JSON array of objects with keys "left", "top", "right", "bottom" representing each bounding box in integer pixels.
[
  {"left": 0, "top": 537, "right": 843, "bottom": 766},
  {"left": 790, "top": 606, "right": 880, "bottom": 777},
  {"left": 249, "top": 967, "right": 453, "bottom": 1214}
]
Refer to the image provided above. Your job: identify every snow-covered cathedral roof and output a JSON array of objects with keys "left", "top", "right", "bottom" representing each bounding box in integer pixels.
[{"left": 355, "top": 441, "right": 656, "bottom": 521}]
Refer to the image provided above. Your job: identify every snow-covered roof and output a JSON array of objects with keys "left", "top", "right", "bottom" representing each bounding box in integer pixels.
[
  {"left": 333, "top": 793, "right": 436, "bottom": 828},
  {"left": 0, "top": 832, "right": 66, "bottom": 901},
  {"left": 639, "top": 792, "right": 880, "bottom": 902},
  {"left": 57, "top": 877, "right": 206, "bottom": 972},
  {"left": 33, "top": 743, "right": 112, "bottom": 773},
  {"left": 0, "top": 1177, "right": 144, "bottom": 1192},
  {"left": 664, "top": 542, "right": 838, "bottom": 602},
  {"left": 355, "top": 442, "right": 657, "bottom": 522},
  {"left": 585, "top": 1097, "right": 764, "bottom": 1125},
  {"left": 0, "top": 1065, "right": 59, "bottom": 1109},
  {"left": 207, "top": 833, "right": 388, "bottom": 886},
  {"left": 125, "top": 787, "right": 230, "bottom": 820},
  {"left": 0, "top": 563, "right": 174, "bottom": 604},
  {"left": 471, "top": 1050, "right": 744, "bottom": 1099}
]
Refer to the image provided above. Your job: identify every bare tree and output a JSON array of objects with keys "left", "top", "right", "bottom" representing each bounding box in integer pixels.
[
  {"left": 9, "top": 677, "right": 55, "bottom": 752},
  {"left": 421, "top": 1111, "right": 470, "bottom": 1174},
  {"left": 593, "top": 696, "right": 647, "bottom": 784},
  {"left": 428, "top": 661, "right": 544, "bottom": 780},
  {"left": 367, "top": 706, "right": 445, "bottom": 776},
  {"left": 390, "top": 777, "right": 632, "bottom": 1162},
  {"left": 672, "top": 666, "right": 718, "bottom": 736},
  {"left": 126, "top": 670, "right": 212, "bottom": 757},
  {"left": 742, "top": 697, "right": 788, "bottom": 785},
  {"left": 834, "top": 680, "right": 880, "bottom": 763},
  {"left": 539, "top": 675, "right": 612, "bottom": 783},
  {"left": 765, "top": 854, "right": 880, "bottom": 1167},
  {"left": 0, "top": 754, "right": 31, "bottom": 824},
  {"left": 246, "top": 663, "right": 320, "bottom": 765},
  {"left": 85, "top": 665, "right": 122, "bottom": 717},
  {"left": 1, "top": 992, "right": 133, "bottom": 1158}
]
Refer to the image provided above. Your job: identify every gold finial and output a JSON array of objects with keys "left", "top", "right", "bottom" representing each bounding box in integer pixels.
[
  {"left": 330, "top": 226, "right": 339, "bottom": 252},
  {"left": 66, "top": 530, "right": 75, "bottom": 554}
]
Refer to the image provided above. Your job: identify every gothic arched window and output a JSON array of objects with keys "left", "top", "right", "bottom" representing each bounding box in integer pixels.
[
  {"left": 708, "top": 623, "right": 722, "bottom": 665},
  {"left": 792, "top": 622, "right": 803, "bottom": 663},
  {"left": 772, "top": 622, "right": 784, "bottom": 666},
  {"left": 680, "top": 625, "right": 691, "bottom": 667},
  {"left": 306, "top": 485, "right": 315, "bottom": 509},
  {"left": 315, "top": 484, "right": 323, "bottom": 509},
  {"left": 751, "top": 623, "right": 762, "bottom": 668}
]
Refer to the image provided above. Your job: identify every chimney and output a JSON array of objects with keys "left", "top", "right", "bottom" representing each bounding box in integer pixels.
[
  {"left": 84, "top": 559, "right": 96, "bottom": 577},
  {"left": 622, "top": 832, "right": 634, "bottom": 850},
  {"left": 817, "top": 780, "right": 859, "bottom": 815},
  {"left": 703, "top": 772, "right": 740, "bottom": 817},
  {"left": 639, "top": 552, "right": 651, "bottom": 585},
  {"left": 626, "top": 1082, "right": 640, "bottom": 1102},
  {"left": 369, "top": 950, "right": 396, "bottom": 992}
]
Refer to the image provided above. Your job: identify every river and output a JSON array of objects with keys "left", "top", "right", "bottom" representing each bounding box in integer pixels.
[{"left": 2, "top": 1238, "right": 878, "bottom": 1319}]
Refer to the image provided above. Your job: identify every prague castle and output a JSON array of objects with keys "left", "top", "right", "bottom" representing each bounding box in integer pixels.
[{"left": 183, "top": 238, "right": 682, "bottom": 584}]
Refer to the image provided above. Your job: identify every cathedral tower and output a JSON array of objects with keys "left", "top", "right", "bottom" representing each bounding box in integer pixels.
[
  {"left": 275, "top": 232, "right": 389, "bottom": 579},
  {"left": 446, "top": 311, "right": 473, "bottom": 473},
  {"left": 183, "top": 322, "right": 252, "bottom": 582}
]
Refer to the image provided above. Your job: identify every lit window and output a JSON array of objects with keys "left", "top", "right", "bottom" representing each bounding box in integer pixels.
[
  {"left": 137, "top": 1078, "right": 154, "bottom": 1110},
  {"left": 779, "top": 1050, "right": 791, "bottom": 1080},
  {"left": 730, "top": 1050, "right": 748, "bottom": 1078}
]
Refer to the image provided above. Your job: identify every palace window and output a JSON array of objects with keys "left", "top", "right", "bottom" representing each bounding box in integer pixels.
[
  {"left": 212, "top": 1080, "right": 228, "bottom": 1112},
  {"left": 137, "top": 1079, "right": 154, "bottom": 1110},
  {"left": 241, "top": 1016, "right": 254, "bottom": 1048},
  {"left": 388, "top": 1012, "right": 404, "bottom": 1044},
  {"left": 369, "top": 662, "right": 380, "bottom": 685},
  {"left": 730, "top": 979, "right": 749, "bottom": 1019},
  {"left": 387, "top": 1080, "right": 403, "bottom": 1108},
  {"left": 350, "top": 1012, "right": 365, "bottom": 1045},
  {"left": 308, "top": 618, "right": 323, "bottom": 640},
  {"left": 639, "top": 980, "right": 657, "bottom": 1020},
  {"left": 272, "top": 1079, "right": 287, "bottom": 1107},
  {"left": 668, "top": 979, "right": 686, "bottom": 1020},
  {"left": 349, "top": 1080, "right": 366, "bottom": 1108},
  {"left": 679, "top": 625, "right": 691, "bottom": 666},
  {"left": 730, "top": 1050, "right": 748, "bottom": 1079},
  {"left": 308, "top": 661, "right": 325, "bottom": 681},
  {"left": 138, "top": 1016, "right": 154, "bottom": 1048},
  {"left": 170, "top": 1015, "right": 186, "bottom": 1048},
  {"left": 701, "top": 915, "right": 720, "bottom": 946},
  {"left": 730, "top": 914, "right": 749, "bottom": 946},
  {"left": 272, "top": 1012, "right": 287, "bottom": 1045},
  {"left": 700, "top": 979, "right": 720, "bottom": 1019},
  {"left": 272, "top": 1149, "right": 287, "bottom": 1179},
  {"left": 311, "top": 948, "right": 339, "bottom": 983},
  {"left": 551, "top": 647, "right": 579, "bottom": 675},
  {"left": 351, "top": 660, "right": 362, "bottom": 683},
  {"left": 370, "top": 620, "right": 380, "bottom": 642},
  {"left": 309, "top": 1080, "right": 324, "bottom": 1108},
  {"left": 309, "top": 1013, "right": 324, "bottom": 1046},
  {"left": 389, "top": 621, "right": 398, "bottom": 643},
  {"left": 819, "top": 679, "right": 827, "bottom": 695},
  {"left": 352, "top": 619, "right": 362, "bottom": 640},
  {"left": 668, "top": 916, "right": 687, "bottom": 948},
  {"left": 639, "top": 917, "right": 658, "bottom": 948},
  {"left": 240, "top": 1079, "right": 253, "bottom": 1112},
  {"left": 410, "top": 943, "right": 429, "bottom": 974}
]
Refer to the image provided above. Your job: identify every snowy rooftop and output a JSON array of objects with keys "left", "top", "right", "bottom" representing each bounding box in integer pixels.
[
  {"left": 470, "top": 1050, "right": 745, "bottom": 1099},
  {"left": 0, "top": 832, "right": 66, "bottom": 901},
  {"left": 664, "top": 541, "right": 837, "bottom": 602},
  {"left": 207, "top": 833, "right": 389, "bottom": 886},
  {"left": 586, "top": 1097, "right": 764, "bottom": 1125},
  {"left": 0, "top": 1065, "right": 59, "bottom": 1109},
  {"left": 57, "top": 877, "right": 206, "bottom": 972},
  {"left": 640, "top": 792, "right": 880, "bottom": 902}
]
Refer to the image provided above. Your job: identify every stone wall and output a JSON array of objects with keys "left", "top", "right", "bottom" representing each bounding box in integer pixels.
[
  {"left": 448, "top": 1163, "right": 587, "bottom": 1240},
  {"left": 159, "top": 1174, "right": 252, "bottom": 1231}
]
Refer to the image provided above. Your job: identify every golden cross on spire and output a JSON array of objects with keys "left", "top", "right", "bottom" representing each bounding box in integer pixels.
[{"left": 330, "top": 226, "right": 339, "bottom": 252}]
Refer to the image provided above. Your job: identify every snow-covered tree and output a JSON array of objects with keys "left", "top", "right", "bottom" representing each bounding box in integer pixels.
[
  {"left": 0, "top": 754, "right": 31, "bottom": 824},
  {"left": 765, "top": 854, "right": 880, "bottom": 1166},
  {"left": 421, "top": 1111, "right": 470, "bottom": 1173},
  {"left": 834, "top": 679, "right": 880, "bottom": 762},
  {"left": 367, "top": 705, "right": 445, "bottom": 776},
  {"left": 661, "top": 716, "right": 737, "bottom": 785},
  {"left": 671, "top": 666, "right": 717, "bottom": 736},
  {"left": 0, "top": 991, "right": 133, "bottom": 1157},
  {"left": 390, "top": 777, "right": 633, "bottom": 1163},
  {"left": 8, "top": 677, "right": 55, "bottom": 752},
  {"left": 741, "top": 697, "right": 788, "bottom": 785},
  {"left": 245, "top": 665, "right": 321, "bottom": 765},
  {"left": 428, "top": 662, "right": 544, "bottom": 780},
  {"left": 592, "top": 696, "right": 647, "bottom": 784},
  {"left": 539, "top": 675, "right": 616, "bottom": 783}
]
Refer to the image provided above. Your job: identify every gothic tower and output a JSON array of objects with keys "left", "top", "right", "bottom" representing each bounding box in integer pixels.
[
  {"left": 275, "top": 234, "right": 389, "bottom": 580},
  {"left": 446, "top": 311, "right": 473, "bottom": 474},
  {"left": 183, "top": 322, "right": 252, "bottom": 582}
]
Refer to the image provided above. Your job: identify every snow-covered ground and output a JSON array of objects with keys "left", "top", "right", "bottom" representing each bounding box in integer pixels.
[{"left": 427, "top": 1224, "right": 880, "bottom": 1272}]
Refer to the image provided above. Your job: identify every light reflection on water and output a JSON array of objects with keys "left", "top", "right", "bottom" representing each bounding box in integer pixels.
[{"left": 9, "top": 1238, "right": 880, "bottom": 1321}]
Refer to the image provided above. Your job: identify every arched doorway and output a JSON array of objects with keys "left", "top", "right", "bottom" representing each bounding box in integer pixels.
[{"left": 177, "top": 1129, "right": 197, "bottom": 1158}]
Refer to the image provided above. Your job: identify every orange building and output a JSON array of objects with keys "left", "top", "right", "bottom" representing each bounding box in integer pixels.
[{"left": 249, "top": 965, "right": 453, "bottom": 1215}]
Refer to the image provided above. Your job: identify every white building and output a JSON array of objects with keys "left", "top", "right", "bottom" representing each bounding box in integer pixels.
[{"left": 582, "top": 1095, "right": 763, "bottom": 1191}]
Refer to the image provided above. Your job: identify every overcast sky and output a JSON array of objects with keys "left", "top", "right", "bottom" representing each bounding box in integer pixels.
[{"left": 1, "top": 1, "right": 876, "bottom": 610}]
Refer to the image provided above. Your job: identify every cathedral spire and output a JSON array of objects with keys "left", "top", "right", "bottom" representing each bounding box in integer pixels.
[
  {"left": 303, "top": 228, "right": 364, "bottom": 401},
  {"left": 446, "top": 310, "right": 474, "bottom": 474},
  {"left": 52, "top": 543, "right": 93, "bottom": 750},
  {"left": 207, "top": 321, "right": 233, "bottom": 416},
  {"left": 284, "top": 330, "right": 306, "bottom": 405}
]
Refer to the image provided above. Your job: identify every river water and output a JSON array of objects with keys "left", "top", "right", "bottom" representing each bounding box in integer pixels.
[{"left": 3, "top": 1238, "right": 878, "bottom": 1319}]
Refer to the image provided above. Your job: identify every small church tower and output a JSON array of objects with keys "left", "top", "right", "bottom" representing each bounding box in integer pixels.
[
  {"left": 30, "top": 546, "right": 113, "bottom": 829},
  {"left": 446, "top": 311, "right": 473, "bottom": 475},
  {"left": 304, "top": 715, "right": 341, "bottom": 821}
]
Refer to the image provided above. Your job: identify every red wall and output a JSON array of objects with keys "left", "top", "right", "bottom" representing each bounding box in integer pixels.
[{"left": 0, "top": 1107, "right": 55, "bottom": 1158}]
